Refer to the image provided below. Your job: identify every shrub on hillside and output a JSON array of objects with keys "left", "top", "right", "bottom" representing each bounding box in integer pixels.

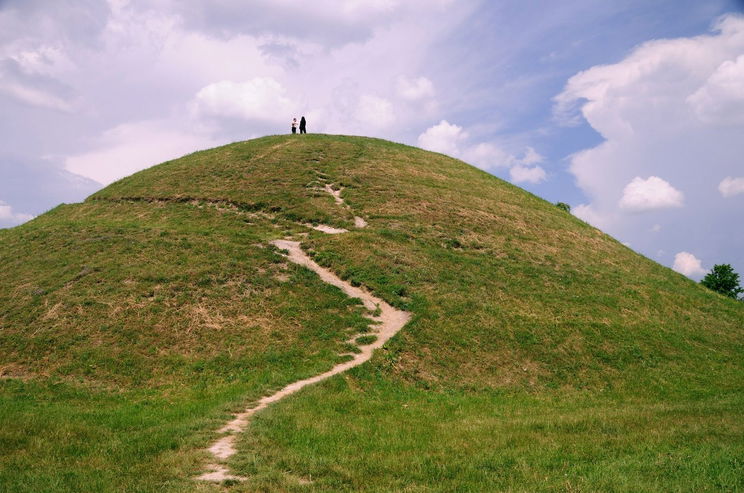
[
  {"left": 700, "top": 264, "right": 743, "bottom": 300},
  {"left": 556, "top": 202, "right": 571, "bottom": 213}
]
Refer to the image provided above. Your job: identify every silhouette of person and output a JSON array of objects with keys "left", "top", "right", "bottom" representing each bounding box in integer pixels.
[
  {"left": 299, "top": 116, "right": 307, "bottom": 134},
  {"left": 291, "top": 118, "right": 298, "bottom": 134}
]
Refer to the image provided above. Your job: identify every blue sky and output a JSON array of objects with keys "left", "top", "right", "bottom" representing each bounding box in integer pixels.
[{"left": 1, "top": 0, "right": 743, "bottom": 279}]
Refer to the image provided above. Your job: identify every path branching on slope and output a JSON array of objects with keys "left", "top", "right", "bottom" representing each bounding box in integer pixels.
[{"left": 197, "top": 183, "right": 411, "bottom": 482}]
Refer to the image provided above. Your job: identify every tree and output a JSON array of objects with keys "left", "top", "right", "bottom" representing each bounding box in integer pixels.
[
  {"left": 700, "top": 264, "right": 743, "bottom": 300},
  {"left": 556, "top": 202, "right": 571, "bottom": 213}
]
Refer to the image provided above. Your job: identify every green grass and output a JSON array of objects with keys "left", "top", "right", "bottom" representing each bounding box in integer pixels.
[
  {"left": 355, "top": 335, "right": 377, "bottom": 345},
  {"left": 0, "top": 198, "right": 371, "bottom": 492},
  {"left": 0, "top": 379, "right": 228, "bottom": 492},
  {"left": 1, "top": 134, "right": 742, "bottom": 491},
  {"left": 229, "top": 375, "right": 743, "bottom": 492}
]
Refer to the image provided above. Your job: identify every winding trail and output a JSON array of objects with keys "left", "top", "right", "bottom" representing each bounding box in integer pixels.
[
  {"left": 324, "top": 183, "right": 368, "bottom": 228},
  {"left": 197, "top": 184, "right": 410, "bottom": 482}
]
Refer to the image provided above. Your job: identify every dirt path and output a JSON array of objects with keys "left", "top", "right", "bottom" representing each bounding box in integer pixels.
[
  {"left": 324, "top": 183, "right": 367, "bottom": 229},
  {"left": 197, "top": 185, "right": 410, "bottom": 482}
]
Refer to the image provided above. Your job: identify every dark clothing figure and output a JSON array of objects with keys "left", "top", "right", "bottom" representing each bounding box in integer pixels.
[{"left": 299, "top": 116, "right": 307, "bottom": 134}]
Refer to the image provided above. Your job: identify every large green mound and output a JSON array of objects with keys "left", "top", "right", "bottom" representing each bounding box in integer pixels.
[{"left": 1, "top": 134, "right": 742, "bottom": 492}]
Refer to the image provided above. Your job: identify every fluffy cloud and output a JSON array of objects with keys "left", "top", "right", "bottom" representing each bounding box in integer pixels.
[
  {"left": 687, "top": 54, "right": 744, "bottom": 126},
  {"left": 418, "top": 121, "right": 546, "bottom": 185},
  {"left": 618, "top": 176, "right": 684, "bottom": 212},
  {"left": 194, "top": 78, "right": 295, "bottom": 123},
  {"left": 554, "top": 14, "right": 744, "bottom": 271},
  {"left": 510, "top": 164, "right": 546, "bottom": 184},
  {"left": 0, "top": 200, "right": 34, "bottom": 228},
  {"left": 520, "top": 147, "right": 543, "bottom": 165},
  {"left": 673, "top": 251, "right": 707, "bottom": 278},
  {"left": 719, "top": 176, "right": 744, "bottom": 198},
  {"left": 460, "top": 143, "right": 515, "bottom": 169},
  {"left": 417, "top": 120, "right": 466, "bottom": 155}
]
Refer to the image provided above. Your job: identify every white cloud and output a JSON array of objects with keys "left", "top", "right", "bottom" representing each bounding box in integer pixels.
[
  {"left": 554, "top": 14, "right": 744, "bottom": 272},
  {"left": 510, "top": 164, "right": 546, "bottom": 184},
  {"left": 397, "top": 76, "right": 435, "bottom": 101},
  {"left": 687, "top": 54, "right": 744, "bottom": 126},
  {"left": 459, "top": 144, "right": 543, "bottom": 171},
  {"left": 521, "top": 147, "right": 543, "bottom": 165},
  {"left": 719, "top": 176, "right": 744, "bottom": 198},
  {"left": 673, "top": 251, "right": 707, "bottom": 278},
  {"left": 573, "top": 203, "right": 612, "bottom": 229},
  {"left": 194, "top": 78, "right": 295, "bottom": 123},
  {"left": 65, "top": 120, "right": 220, "bottom": 185},
  {"left": 355, "top": 94, "right": 395, "bottom": 128},
  {"left": 418, "top": 121, "right": 546, "bottom": 185},
  {"left": 417, "top": 120, "right": 466, "bottom": 155},
  {"left": 0, "top": 200, "right": 34, "bottom": 228},
  {"left": 460, "top": 142, "right": 514, "bottom": 169},
  {"left": 618, "top": 176, "right": 684, "bottom": 212}
]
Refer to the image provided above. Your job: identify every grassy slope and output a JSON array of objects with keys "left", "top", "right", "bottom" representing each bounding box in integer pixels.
[
  {"left": 0, "top": 197, "right": 370, "bottom": 491},
  {"left": 1, "top": 134, "right": 742, "bottom": 491}
]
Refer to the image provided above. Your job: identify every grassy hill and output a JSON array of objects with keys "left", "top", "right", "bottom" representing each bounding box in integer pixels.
[{"left": 1, "top": 134, "right": 742, "bottom": 492}]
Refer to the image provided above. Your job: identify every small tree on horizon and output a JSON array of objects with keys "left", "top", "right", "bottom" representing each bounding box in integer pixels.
[
  {"left": 556, "top": 202, "right": 571, "bottom": 213},
  {"left": 700, "top": 264, "right": 743, "bottom": 300}
]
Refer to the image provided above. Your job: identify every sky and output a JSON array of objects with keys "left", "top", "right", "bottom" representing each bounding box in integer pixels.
[{"left": 1, "top": 0, "right": 743, "bottom": 279}]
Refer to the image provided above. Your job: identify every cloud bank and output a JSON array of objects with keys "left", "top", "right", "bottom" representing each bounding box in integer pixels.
[{"left": 556, "top": 14, "right": 744, "bottom": 276}]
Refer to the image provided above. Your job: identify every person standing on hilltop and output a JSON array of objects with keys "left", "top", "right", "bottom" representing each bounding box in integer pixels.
[
  {"left": 291, "top": 118, "right": 298, "bottom": 134},
  {"left": 299, "top": 116, "right": 307, "bottom": 134}
]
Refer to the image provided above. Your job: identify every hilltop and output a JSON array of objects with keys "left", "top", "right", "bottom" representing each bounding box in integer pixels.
[{"left": 1, "top": 135, "right": 742, "bottom": 492}]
